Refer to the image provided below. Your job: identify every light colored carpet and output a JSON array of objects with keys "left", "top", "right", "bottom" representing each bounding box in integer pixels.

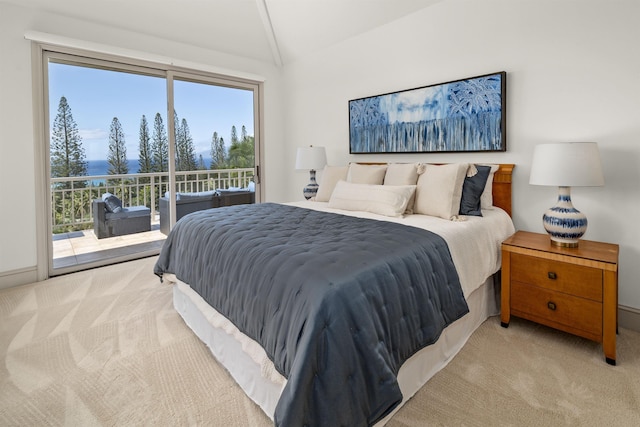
[{"left": 1, "top": 256, "right": 639, "bottom": 426}]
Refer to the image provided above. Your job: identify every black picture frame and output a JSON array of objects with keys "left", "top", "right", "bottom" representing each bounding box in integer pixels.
[{"left": 348, "top": 71, "right": 506, "bottom": 154}]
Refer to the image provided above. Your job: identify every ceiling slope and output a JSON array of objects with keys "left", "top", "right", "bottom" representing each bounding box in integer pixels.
[{"left": 5, "top": 0, "right": 444, "bottom": 65}]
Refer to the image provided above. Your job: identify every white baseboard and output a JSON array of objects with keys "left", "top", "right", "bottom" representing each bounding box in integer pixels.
[
  {"left": 619, "top": 305, "right": 640, "bottom": 333},
  {"left": 0, "top": 266, "right": 38, "bottom": 290}
]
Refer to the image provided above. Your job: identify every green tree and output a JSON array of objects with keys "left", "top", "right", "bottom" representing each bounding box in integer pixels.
[
  {"left": 176, "top": 117, "right": 197, "bottom": 171},
  {"left": 50, "top": 96, "right": 87, "bottom": 188},
  {"left": 138, "top": 115, "right": 153, "bottom": 173},
  {"left": 173, "top": 110, "right": 182, "bottom": 169},
  {"left": 228, "top": 125, "right": 254, "bottom": 168},
  {"left": 198, "top": 154, "right": 206, "bottom": 170},
  {"left": 210, "top": 131, "right": 226, "bottom": 169},
  {"left": 107, "top": 117, "right": 128, "bottom": 175},
  {"left": 151, "top": 113, "right": 168, "bottom": 172},
  {"left": 230, "top": 125, "right": 238, "bottom": 145}
]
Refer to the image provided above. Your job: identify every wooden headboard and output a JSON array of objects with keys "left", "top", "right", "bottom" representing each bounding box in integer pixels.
[
  {"left": 356, "top": 162, "right": 515, "bottom": 218},
  {"left": 492, "top": 164, "right": 514, "bottom": 217}
]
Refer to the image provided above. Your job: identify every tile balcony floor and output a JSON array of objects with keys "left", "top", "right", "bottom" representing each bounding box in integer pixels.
[{"left": 52, "top": 221, "right": 166, "bottom": 270}]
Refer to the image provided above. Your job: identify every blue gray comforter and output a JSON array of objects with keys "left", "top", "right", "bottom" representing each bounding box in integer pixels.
[{"left": 154, "top": 203, "right": 468, "bottom": 426}]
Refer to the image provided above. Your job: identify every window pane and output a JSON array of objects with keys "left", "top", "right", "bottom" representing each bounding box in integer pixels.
[
  {"left": 49, "top": 62, "right": 167, "bottom": 175},
  {"left": 48, "top": 60, "right": 167, "bottom": 271},
  {"left": 173, "top": 79, "right": 255, "bottom": 193}
]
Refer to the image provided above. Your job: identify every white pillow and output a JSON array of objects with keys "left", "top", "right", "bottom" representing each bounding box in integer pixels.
[
  {"left": 414, "top": 163, "right": 469, "bottom": 220},
  {"left": 383, "top": 163, "right": 419, "bottom": 185},
  {"left": 479, "top": 164, "right": 500, "bottom": 209},
  {"left": 315, "top": 165, "right": 348, "bottom": 202},
  {"left": 328, "top": 181, "right": 416, "bottom": 217},
  {"left": 384, "top": 163, "right": 420, "bottom": 214},
  {"left": 347, "top": 163, "right": 387, "bottom": 184}
]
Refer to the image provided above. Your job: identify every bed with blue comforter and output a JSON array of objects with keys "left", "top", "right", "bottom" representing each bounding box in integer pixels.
[{"left": 154, "top": 202, "right": 471, "bottom": 426}]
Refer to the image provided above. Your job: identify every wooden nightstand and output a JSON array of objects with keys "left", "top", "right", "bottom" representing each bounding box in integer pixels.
[{"left": 501, "top": 231, "right": 619, "bottom": 365}]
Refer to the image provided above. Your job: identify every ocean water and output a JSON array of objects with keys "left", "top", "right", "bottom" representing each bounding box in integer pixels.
[
  {"left": 86, "top": 157, "right": 212, "bottom": 176},
  {"left": 86, "top": 159, "right": 141, "bottom": 177}
]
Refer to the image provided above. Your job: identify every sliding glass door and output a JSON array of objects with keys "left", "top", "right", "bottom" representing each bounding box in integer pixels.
[
  {"left": 169, "top": 76, "right": 257, "bottom": 213},
  {"left": 43, "top": 51, "right": 260, "bottom": 276}
]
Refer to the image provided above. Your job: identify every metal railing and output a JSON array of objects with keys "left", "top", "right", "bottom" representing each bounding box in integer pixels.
[{"left": 51, "top": 168, "right": 254, "bottom": 233}]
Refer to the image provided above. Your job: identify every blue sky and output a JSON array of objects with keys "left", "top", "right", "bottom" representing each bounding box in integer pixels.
[{"left": 48, "top": 62, "right": 254, "bottom": 161}]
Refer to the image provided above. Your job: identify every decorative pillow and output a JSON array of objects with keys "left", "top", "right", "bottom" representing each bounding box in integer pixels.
[
  {"left": 384, "top": 163, "right": 420, "bottom": 214},
  {"left": 414, "top": 163, "right": 468, "bottom": 220},
  {"left": 383, "top": 163, "right": 419, "bottom": 185},
  {"left": 479, "top": 164, "right": 500, "bottom": 209},
  {"left": 459, "top": 165, "right": 492, "bottom": 216},
  {"left": 328, "top": 181, "right": 416, "bottom": 217},
  {"left": 164, "top": 191, "right": 181, "bottom": 200},
  {"left": 315, "top": 165, "right": 348, "bottom": 202},
  {"left": 346, "top": 163, "right": 387, "bottom": 185},
  {"left": 101, "top": 193, "right": 123, "bottom": 213}
]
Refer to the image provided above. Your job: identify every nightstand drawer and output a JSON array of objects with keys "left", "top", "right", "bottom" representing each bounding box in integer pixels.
[
  {"left": 511, "top": 281, "right": 603, "bottom": 337},
  {"left": 511, "top": 253, "right": 602, "bottom": 301}
]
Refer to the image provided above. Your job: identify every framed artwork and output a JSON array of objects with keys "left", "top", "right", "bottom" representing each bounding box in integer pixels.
[{"left": 348, "top": 71, "right": 506, "bottom": 154}]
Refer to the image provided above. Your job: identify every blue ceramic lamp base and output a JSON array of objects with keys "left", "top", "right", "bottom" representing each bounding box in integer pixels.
[
  {"left": 303, "top": 169, "right": 319, "bottom": 200},
  {"left": 542, "top": 186, "right": 587, "bottom": 248}
]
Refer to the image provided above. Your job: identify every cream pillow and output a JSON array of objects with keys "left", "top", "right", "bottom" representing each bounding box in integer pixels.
[
  {"left": 384, "top": 163, "right": 420, "bottom": 214},
  {"left": 479, "top": 164, "right": 500, "bottom": 209},
  {"left": 383, "top": 163, "right": 419, "bottom": 185},
  {"left": 414, "top": 163, "right": 469, "bottom": 220},
  {"left": 315, "top": 165, "right": 348, "bottom": 202},
  {"left": 328, "top": 181, "right": 416, "bottom": 217},
  {"left": 347, "top": 163, "right": 387, "bottom": 184}
]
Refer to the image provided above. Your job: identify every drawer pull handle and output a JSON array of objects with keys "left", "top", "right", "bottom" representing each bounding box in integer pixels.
[
  {"left": 547, "top": 301, "right": 557, "bottom": 311},
  {"left": 548, "top": 272, "right": 557, "bottom": 280}
]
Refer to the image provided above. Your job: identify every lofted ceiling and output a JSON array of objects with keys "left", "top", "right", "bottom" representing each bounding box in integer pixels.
[{"left": 6, "top": 0, "right": 444, "bottom": 66}]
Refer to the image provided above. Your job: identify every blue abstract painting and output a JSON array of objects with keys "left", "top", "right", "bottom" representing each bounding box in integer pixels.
[{"left": 349, "top": 72, "right": 506, "bottom": 153}]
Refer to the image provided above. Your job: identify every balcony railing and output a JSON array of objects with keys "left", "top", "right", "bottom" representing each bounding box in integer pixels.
[{"left": 51, "top": 168, "right": 254, "bottom": 233}]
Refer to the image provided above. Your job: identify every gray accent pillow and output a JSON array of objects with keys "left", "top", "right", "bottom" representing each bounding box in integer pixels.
[
  {"left": 459, "top": 165, "right": 491, "bottom": 216},
  {"left": 102, "top": 193, "right": 123, "bottom": 213}
]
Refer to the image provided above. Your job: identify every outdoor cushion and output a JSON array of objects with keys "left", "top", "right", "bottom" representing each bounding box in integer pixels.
[
  {"left": 105, "top": 206, "right": 151, "bottom": 220},
  {"left": 102, "top": 193, "right": 123, "bottom": 213}
]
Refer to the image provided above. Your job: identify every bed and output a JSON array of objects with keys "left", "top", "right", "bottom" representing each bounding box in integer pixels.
[{"left": 154, "top": 163, "right": 515, "bottom": 426}]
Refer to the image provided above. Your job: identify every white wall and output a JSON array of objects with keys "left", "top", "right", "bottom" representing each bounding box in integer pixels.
[
  {"left": 0, "top": 2, "right": 286, "bottom": 284},
  {"left": 282, "top": 0, "right": 640, "bottom": 310}
]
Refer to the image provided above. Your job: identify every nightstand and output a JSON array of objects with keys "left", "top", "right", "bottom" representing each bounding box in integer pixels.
[{"left": 501, "top": 231, "right": 619, "bottom": 365}]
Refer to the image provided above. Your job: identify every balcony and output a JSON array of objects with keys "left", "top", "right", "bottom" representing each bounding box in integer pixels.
[{"left": 51, "top": 168, "right": 254, "bottom": 270}]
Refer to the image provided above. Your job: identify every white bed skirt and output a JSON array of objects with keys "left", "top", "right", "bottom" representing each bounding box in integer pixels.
[{"left": 171, "top": 274, "right": 499, "bottom": 425}]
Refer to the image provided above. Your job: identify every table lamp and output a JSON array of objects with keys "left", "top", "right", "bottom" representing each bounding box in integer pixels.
[
  {"left": 529, "top": 142, "right": 604, "bottom": 247},
  {"left": 295, "top": 146, "right": 327, "bottom": 199}
]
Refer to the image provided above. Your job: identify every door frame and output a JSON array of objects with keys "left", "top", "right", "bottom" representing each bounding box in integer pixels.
[{"left": 31, "top": 42, "right": 264, "bottom": 280}]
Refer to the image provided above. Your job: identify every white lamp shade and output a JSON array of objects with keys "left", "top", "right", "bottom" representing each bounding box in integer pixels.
[
  {"left": 295, "top": 146, "right": 327, "bottom": 171},
  {"left": 529, "top": 142, "right": 604, "bottom": 187}
]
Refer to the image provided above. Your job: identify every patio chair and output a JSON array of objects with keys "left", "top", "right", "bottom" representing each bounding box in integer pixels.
[{"left": 92, "top": 193, "right": 151, "bottom": 239}]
